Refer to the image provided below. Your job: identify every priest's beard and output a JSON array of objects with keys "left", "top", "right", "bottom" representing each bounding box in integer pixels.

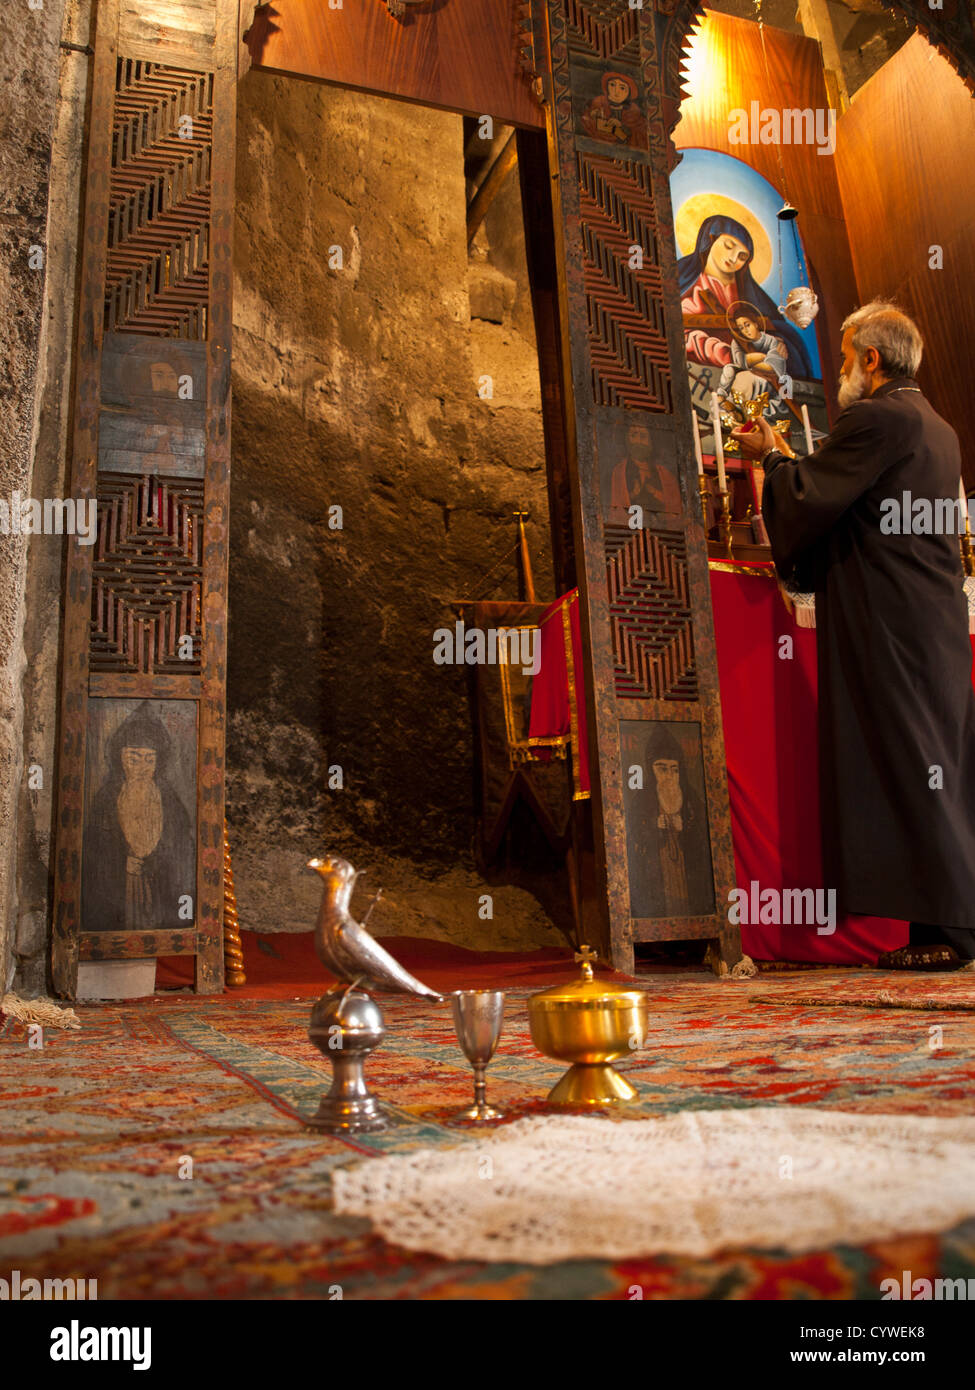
[
  {"left": 117, "top": 773, "right": 163, "bottom": 929},
  {"left": 838, "top": 358, "right": 868, "bottom": 409}
]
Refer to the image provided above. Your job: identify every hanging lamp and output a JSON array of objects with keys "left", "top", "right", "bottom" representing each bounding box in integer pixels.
[{"left": 755, "top": 0, "right": 820, "bottom": 331}]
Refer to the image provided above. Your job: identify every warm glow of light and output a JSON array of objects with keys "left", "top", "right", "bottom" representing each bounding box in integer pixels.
[{"left": 679, "top": 16, "right": 721, "bottom": 105}]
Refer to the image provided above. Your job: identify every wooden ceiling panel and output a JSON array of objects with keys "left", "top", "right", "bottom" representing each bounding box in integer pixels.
[{"left": 244, "top": 0, "right": 545, "bottom": 129}]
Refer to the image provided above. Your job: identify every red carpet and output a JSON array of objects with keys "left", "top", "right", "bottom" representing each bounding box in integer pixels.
[
  {"left": 157, "top": 931, "right": 600, "bottom": 997},
  {"left": 8, "top": 968, "right": 975, "bottom": 1299}
]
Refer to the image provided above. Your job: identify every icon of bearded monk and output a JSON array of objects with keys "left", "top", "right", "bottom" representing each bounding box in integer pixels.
[
  {"left": 630, "top": 728, "right": 715, "bottom": 918},
  {"left": 83, "top": 704, "right": 194, "bottom": 932}
]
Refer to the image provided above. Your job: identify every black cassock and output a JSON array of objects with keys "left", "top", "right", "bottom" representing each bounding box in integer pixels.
[{"left": 761, "top": 376, "right": 975, "bottom": 934}]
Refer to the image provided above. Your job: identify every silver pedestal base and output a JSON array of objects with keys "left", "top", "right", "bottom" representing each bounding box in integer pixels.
[
  {"left": 307, "top": 1094, "right": 389, "bottom": 1134},
  {"left": 307, "top": 987, "right": 391, "bottom": 1136},
  {"left": 445, "top": 1103, "right": 504, "bottom": 1127}
]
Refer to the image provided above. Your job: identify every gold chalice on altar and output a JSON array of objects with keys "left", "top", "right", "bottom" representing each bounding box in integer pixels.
[
  {"left": 720, "top": 391, "right": 795, "bottom": 458},
  {"left": 528, "top": 946, "right": 648, "bottom": 1106}
]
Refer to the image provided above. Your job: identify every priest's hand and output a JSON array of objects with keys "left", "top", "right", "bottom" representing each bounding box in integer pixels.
[{"left": 731, "top": 417, "right": 778, "bottom": 460}]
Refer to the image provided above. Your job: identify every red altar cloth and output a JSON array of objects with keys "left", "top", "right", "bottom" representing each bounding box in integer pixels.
[{"left": 711, "top": 567, "right": 975, "bottom": 962}]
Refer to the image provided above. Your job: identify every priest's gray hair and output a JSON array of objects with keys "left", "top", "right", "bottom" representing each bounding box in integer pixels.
[{"left": 842, "top": 300, "right": 923, "bottom": 378}]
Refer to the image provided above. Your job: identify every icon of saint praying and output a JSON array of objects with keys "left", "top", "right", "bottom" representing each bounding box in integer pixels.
[
  {"left": 83, "top": 704, "right": 194, "bottom": 932},
  {"left": 581, "top": 72, "right": 649, "bottom": 150}
]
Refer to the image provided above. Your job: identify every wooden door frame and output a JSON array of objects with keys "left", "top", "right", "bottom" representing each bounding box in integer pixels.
[
  {"left": 52, "top": 0, "right": 237, "bottom": 996},
  {"left": 60, "top": 0, "right": 975, "bottom": 988}
]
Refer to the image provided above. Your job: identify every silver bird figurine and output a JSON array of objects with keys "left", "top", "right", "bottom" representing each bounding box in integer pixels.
[{"left": 307, "top": 854, "right": 443, "bottom": 1001}]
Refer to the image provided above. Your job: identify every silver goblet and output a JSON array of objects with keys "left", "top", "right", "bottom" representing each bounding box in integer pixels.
[{"left": 449, "top": 989, "right": 505, "bottom": 1124}]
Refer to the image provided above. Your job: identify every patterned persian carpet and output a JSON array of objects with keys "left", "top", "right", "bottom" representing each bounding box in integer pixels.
[{"left": 3, "top": 966, "right": 975, "bottom": 1299}]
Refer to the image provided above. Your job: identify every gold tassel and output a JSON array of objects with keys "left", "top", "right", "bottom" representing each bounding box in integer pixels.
[
  {"left": 223, "top": 818, "right": 246, "bottom": 987},
  {"left": 1, "top": 994, "right": 82, "bottom": 1030},
  {"left": 730, "top": 953, "right": 758, "bottom": 979},
  {"left": 704, "top": 943, "right": 758, "bottom": 980}
]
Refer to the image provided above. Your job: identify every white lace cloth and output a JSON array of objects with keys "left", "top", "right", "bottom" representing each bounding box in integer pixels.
[
  {"left": 332, "top": 1108, "right": 975, "bottom": 1264},
  {"left": 789, "top": 577, "right": 975, "bottom": 632}
]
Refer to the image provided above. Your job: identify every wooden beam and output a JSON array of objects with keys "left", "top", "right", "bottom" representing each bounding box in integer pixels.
[
  {"left": 53, "top": 1, "right": 235, "bottom": 1000},
  {"left": 797, "top": 0, "right": 851, "bottom": 112},
  {"left": 80, "top": 930, "right": 199, "bottom": 960},
  {"left": 467, "top": 131, "right": 518, "bottom": 245},
  {"left": 244, "top": 0, "right": 545, "bottom": 130},
  {"left": 51, "top": 0, "right": 120, "bottom": 1000},
  {"left": 526, "top": 0, "right": 742, "bottom": 974}
]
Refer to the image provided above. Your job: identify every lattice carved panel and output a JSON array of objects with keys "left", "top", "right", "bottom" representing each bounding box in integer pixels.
[
  {"left": 90, "top": 472, "right": 203, "bottom": 675},
  {"left": 579, "top": 153, "right": 672, "bottom": 413},
  {"left": 605, "top": 524, "right": 697, "bottom": 700},
  {"left": 106, "top": 60, "right": 214, "bottom": 338},
  {"left": 563, "top": 0, "right": 639, "bottom": 60}
]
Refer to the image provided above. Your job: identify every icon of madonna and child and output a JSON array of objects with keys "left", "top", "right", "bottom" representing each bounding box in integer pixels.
[{"left": 678, "top": 211, "right": 822, "bottom": 449}]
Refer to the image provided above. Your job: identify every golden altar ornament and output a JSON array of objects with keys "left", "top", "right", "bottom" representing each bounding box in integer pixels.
[
  {"left": 719, "top": 391, "right": 795, "bottom": 457},
  {"left": 528, "top": 946, "right": 648, "bottom": 1106}
]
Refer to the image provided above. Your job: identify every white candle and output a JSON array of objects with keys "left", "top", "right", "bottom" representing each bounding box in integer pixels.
[
  {"left": 959, "top": 476, "right": 970, "bottom": 528},
  {"left": 711, "top": 394, "right": 727, "bottom": 492},
  {"left": 801, "top": 404, "right": 814, "bottom": 456},
  {"left": 691, "top": 410, "right": 703, "bottom": 475}
]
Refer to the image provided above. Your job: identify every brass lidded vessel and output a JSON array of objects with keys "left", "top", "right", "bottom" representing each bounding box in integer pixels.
[{"left": 528, "top": 946, "right": 648, "bottom": 1106}]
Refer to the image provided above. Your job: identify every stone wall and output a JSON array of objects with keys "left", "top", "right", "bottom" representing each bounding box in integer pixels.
[
  {"left": 1, "top": 0, "right": 91, "bottom": 994},
  {"left": 227, "top": 72, "right": 564, "bottom": 946}
]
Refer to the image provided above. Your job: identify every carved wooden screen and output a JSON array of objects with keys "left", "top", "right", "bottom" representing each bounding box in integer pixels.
[
  {"left": 524, "top": 0, "right": 740, "bottom": 971},
  {"left": 52, "top": 0, "right": 236, "bottom": 996}
]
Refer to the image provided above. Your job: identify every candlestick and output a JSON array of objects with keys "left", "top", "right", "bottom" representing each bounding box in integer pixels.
[
  {"left": 959, "top": 479, "right": 974, "bottom": 577},
  {"left": 801, "top": 404, "right": 814, "bottom": 456},
  {"left": 691, "top": 410, "right": 704, "bottom": 475},
  {"left": 698, "top": 473, "right": 711, "bottom": 537},
  {"left": 711, "top": 395, "right": 727, "bottom": 492},
  {"left": 718, "top": 488, "right": 733, "bottom": 559}
]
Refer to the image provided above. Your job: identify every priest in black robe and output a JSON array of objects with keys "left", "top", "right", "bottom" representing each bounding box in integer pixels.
[{"left": 733, "top": 301, "right": 975, "bottom": 968}]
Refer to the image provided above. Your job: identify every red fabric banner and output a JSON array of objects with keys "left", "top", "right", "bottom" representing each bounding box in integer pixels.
[{"left": 528, "top": 590, "right": 591, "bottom": 797}]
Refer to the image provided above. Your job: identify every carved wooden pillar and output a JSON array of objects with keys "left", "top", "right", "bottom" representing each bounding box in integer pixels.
[
  {"left": 525, "top": 0, "right": 741, "bottom": 971},
  {"left": 52, "top": 0, "right": 238, "bottom": 996}
]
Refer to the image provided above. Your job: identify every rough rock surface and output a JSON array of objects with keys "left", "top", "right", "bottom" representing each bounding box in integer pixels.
[
  {"left": 228, "top": 73, "right": 564, "bottom": 949},
  {"left": 0, "top": 0, "right": 76, "bottom": 993},
  {"left": 234, "top": 842, "right": 564, "bottom": 953}
]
